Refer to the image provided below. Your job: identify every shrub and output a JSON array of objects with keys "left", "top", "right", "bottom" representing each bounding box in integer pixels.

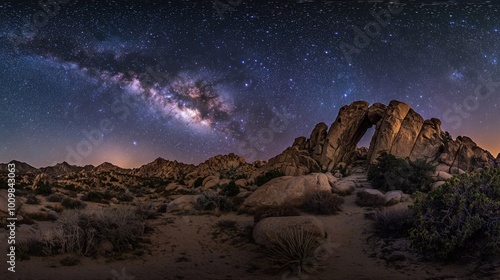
[
  {"left": 35, "top": 182, "right": 52, "bottom": 195},
  {"left": 220, "top": 181, "right": 240, "bottom": 197},
  {"left": 255, "top": 170, "right": 286, "bottom": 187},
  {"left": 25, "top": 211, "right": 58, "bottom": 221},
  {"left": 355, "top": 191, "right": 386, "bottom": 207},
  {"left": 409, "top": 168, "right": 500, "bottom": 260},
  {"left": 193, "top": 177, "right": 204, "bottom": 188},
  {"left": 264, "top": 227, "right": 322, "bottom": 276},
  {"left": 25, "top": 194, "right": 40, "bottom": 205},
  {"left": 371, "top": 206, "right": 413, "bottom": 238},
  {"left": 135, "top": 201, "right": 158, "bottom": 219},
  {"left": 196, "top": 191, "right": 234, "bottom": 212},
  {"left": 46, "top": 194, "right": 64, "bottom": 202},
  {"left": 80, "top": 191, "right": 104, "bottom": 202},
  {"left": 301, "top": 191, "right": 344, "bottom": 215},
  {"left": 367, "top": 152, "right": 435, "bottom": 194},
  {"left": 117, "top": 192, "right": 134, "bottom": 202},
  {"left": 44, "top": 208, "right": 145, "bottom": 256},
  {"left": 17, "top": 237, "right": 47, "bottom": 259},
  {"left": 61, "top": 198, "right": 86, "bottom": 209},
  {"left": 254, "top": 206, "right": 301, "bottom": 224}
]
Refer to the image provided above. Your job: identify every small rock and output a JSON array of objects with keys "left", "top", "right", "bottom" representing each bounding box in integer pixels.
[{"left": 384, "top": 190, "right": 402, "bottom": 206}]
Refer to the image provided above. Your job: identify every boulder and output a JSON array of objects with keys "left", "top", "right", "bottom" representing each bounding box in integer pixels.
[
  {"left": 202, "top": 176, "right": 219, "bottom": 190},
  {"left": 166, "top": 195, "right": 200, "bottom": 213},
  {"left": 435, "top": 171, "right": 452, "bottom": 181},
  {"left": 243, "top": 173, "right": 332, "bottom": 208},
  {"left": 332, "top": 180, "right": 356, "bottom": 195},
  {"left": 253, "top": 216, "right": 325, "bottom": 247},
  {"left": 384, "top": 190, "right": 403, "bottom": 206},
  {"left": 431, "top": 181, "right": 446, "bottom": 191}
]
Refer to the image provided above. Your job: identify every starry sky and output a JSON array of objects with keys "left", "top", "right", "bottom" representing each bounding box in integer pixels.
[{"left": 0, "top": 0, "right": 499, "bottom": 168}]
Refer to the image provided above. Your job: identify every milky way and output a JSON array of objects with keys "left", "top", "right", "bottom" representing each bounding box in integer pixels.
[{"left": 0, "top": 0, "right": 499, "bottom": 168}]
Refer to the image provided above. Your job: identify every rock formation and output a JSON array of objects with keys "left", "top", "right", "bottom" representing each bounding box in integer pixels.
[{"left": 253, "top": 100, "right": 497, "bottom": 178}]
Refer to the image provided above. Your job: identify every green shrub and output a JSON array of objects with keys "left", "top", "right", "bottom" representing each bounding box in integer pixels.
[
  {"left": 196, "top": 191, "right": 234, "bottom": 212},
  {"left": 255, "top": 170, "right": 286, "bottom": 187},
  {"left": 61, "top": 198, "right": 86, "bottom": 209},
  {"left": 367, "top": 152, "right": 435, "bottom": 194},
  {"left": 253, "top": 205, "right": 301, "bottom": 224},
  {"left": 220, "top": 181, "right": 240, "bottom": 197},
  {"left": 301, "top": 191, "right": 344, "bottom": 215},
  {"left": 409, "top": 168, "right": 500, "bottom": 260}
]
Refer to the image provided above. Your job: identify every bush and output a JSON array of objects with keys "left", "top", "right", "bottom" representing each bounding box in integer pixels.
[
  {"left": 220, "top": 181, "right": 240, "bottom": 197},
  {"left": 25, "top": 194, "right": 40, "bottom": 205},
  {"left": 301, "top": 191, "right": 344, "bottom": 215},
  {"left": 355, "top": 191, "right": 386, "bottom": 207},
  {"left": 61, "top": 198, "right": 86, "bottom": 209},
  {"left": 371, "top": 206, "right": 413, "bottom": 238},
  {"left": 117, "top": 192, "right": 134, "bottom": 202},
  {"left": 135, "top": 201, "right": 158, "bottom": 219},
  {"left": 44, "top": 208, "right": 145, "bottom": 256},
  {"left": 25, "top": 211, "right": 58, "bottom": 221},
  {"left": 35, "top": 182, "right": 52, "bottom": 195},
  {"left": 367, "top": 152, "right": 435, "bottom": 194},
  {"left": 46, "top": 194, "right": 64, "bottom": 202},
  {"left": 17, "top": 237, "right": 47, "bottom": 259},
  {"left": 255, "top": 170, "right": 286, "bottom": 187},
  {"left": 264, "top": 227, "right": 322, "bottom": 276},
  {"left": 196, "top": 191, "right": 234, "bottom": 212},
  {"left": 254, "top": 205, "right": 301, "bottom": 224},
  {"left": 409, "top": 168, "right": 500, "bottom": 260}
]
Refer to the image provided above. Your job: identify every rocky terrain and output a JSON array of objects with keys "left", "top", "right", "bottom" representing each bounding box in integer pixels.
[{"left": 1, "top": 100, "right": 499, "bottom": 279}]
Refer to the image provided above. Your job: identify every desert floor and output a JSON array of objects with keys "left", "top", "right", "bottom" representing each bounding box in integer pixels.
[{"left": 2, "top": 187, "right": 499, "bottom": 280}]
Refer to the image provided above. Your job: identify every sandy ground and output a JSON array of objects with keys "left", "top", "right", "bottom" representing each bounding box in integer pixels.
[{"left": 2, "top": 182, "right": 500, "bottom": 279}]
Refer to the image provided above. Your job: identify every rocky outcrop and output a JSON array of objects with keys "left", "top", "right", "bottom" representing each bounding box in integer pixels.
[
  {"left": 131, "top": 157, "right": 195, "bottom": 180},
  {"left": 32, "top": 173, "right": 52, "bottom": 190},
  {"left": 243, "top": 173, "right": 332, "bottom": 209},
  {"left": 253, "top": 216, "right": 325, "bottom": 247},
  {"left": 187, "top": 153, "right": 255, "bottom": 179},
  {"left": 0, "top": 160, "right": 39, "bottom": 175},
  {"left": 253, "top": 100, "right": 497, "bottom": 178},
  {"left": 93, "top": 162, "right": 130, "bottom": 174}
]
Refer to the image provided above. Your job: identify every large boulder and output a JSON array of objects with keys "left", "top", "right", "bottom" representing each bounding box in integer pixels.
[
  {"left": 166, "top": 195, "right": 200, "bottom": 213},
  {"left": 243, "top": 173, "right": 332, "bottom": 208},
  {"left": 253, "top": 216, "right": 325, "bottom": 247}
]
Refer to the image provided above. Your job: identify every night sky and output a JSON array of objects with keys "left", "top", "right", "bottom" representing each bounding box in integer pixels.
[{"left": 1, "top": 0, "right": 499, "bottom": 168}]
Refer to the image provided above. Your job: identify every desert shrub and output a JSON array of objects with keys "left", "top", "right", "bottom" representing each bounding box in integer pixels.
[
  {"left": 25, "top": 194, "right": 40, "bottom": 205},
  {"left": 193, "top": 177, "right": 204, "bottom": 188},
  {"left": 63, "top": 184, "right": 77, "bottom": 191},
  {"left": 46, "top": 194, "right": 64, "bottom": 202},
  {"left": 61, "top": 198, "right": 86, "bottom": 209},
  {"left": 17, "top": 237, "right": 47, "bottom": 259},
  {"left": 301, "top": 191, "right": 344, "bottom": 215},
  {"left": 255, "top": 170, "right": 286, "bottom": 187},
  {"left": 254, "top": 205, "right": 301, "bottom": 224},
  {"left": 135, "top": 201, "right": 158, "bottom": 219},
  {"left": 44, "top": 208, "right": 145, "bottom": 256},
  {"left": 264, "top": 226, "right": 322, "bottom": 276},
  {"left": 80, "top": 191, "right": 103, "bottom": 202},
  {"left": 409, "top": 168, "right": 500, "bottom": 260},
  {"left": 355, "top": 191, "right": 386, "bottom": 207},
  {"left": 371, "top": 206, "right": 413, "bottom": 238},
  {"left": 117, "top": 192, "right": 134, "bottom": 202},
  {"left": 34, "top": 182, "right": 52, "bottom": 195},
  {"left": 196, "top": 191, "right": 234, "bottom": 212},
  {"left": 220, "top": 181, "right": 240, "bottom": 197},
  {"left": 367, "top": 152, "right": 435, "bottom": 194}
]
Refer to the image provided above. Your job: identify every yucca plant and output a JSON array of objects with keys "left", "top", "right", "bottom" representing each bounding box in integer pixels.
[{"left": 264, "top": 226, "right": 322, "bottom": 276}]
